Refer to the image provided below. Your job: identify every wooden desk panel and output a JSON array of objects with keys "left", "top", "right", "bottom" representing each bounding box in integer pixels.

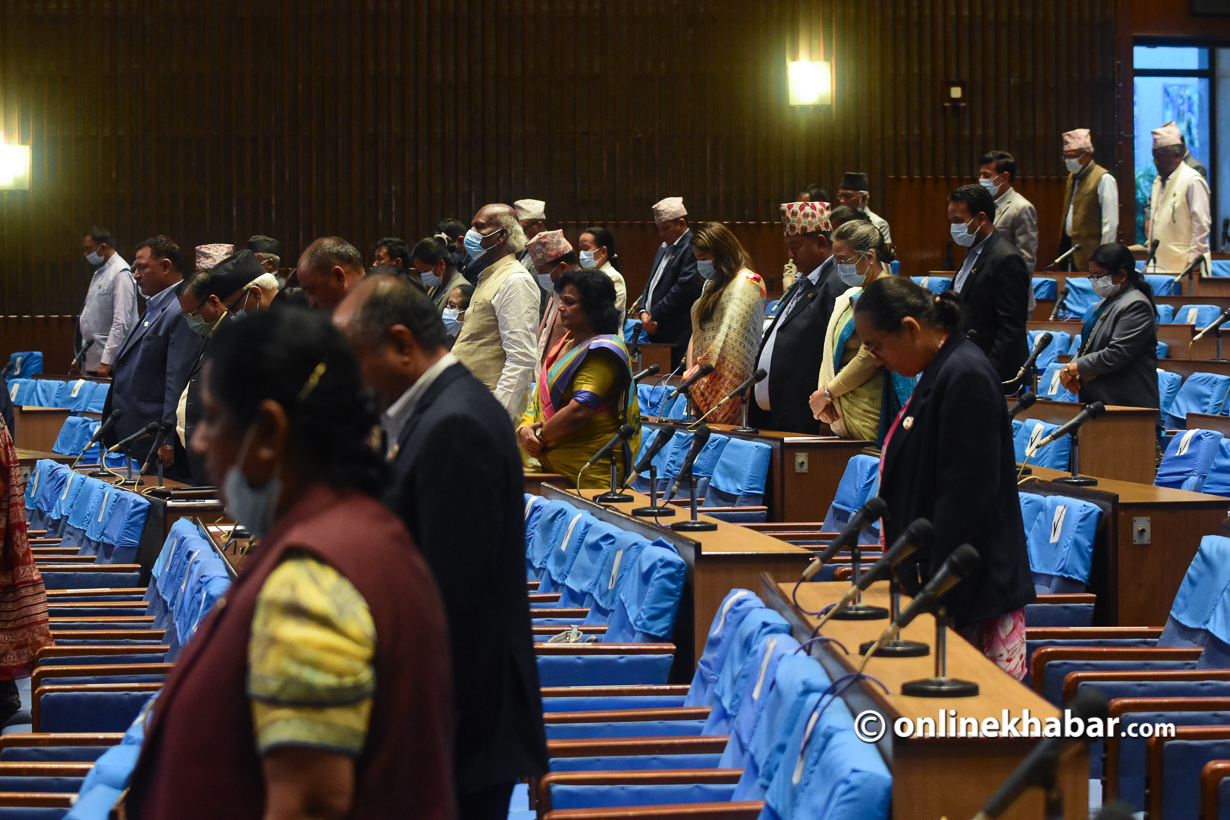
[
  {"left": 763, "top": 579, "right": 1087, "bottom": 820},
  {"left": 635, "top": 343, "right": 675, "bottom": 375},
  {"left": 549, "top": 487, "right": 813, "bottom": 675},
  {"left": 1014, "top": 401, "right": 1158, "bottom": 485},
  {"left": 1154, "top": 360, "right": 1230, "bottom": 381},
  {"left": 1186, "top": 413, "right": 1230, "bottom": 435},
  {"left": 12, "top": 407, "right": 71, "bottom": 453},
  {"left": 1024, "top": 467, "right": 1229, "bottom": 626}
]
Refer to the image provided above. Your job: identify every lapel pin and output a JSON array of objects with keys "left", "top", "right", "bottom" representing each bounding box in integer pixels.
[{"left": 902, "top": 416, "right": 914, "bottom": 430}]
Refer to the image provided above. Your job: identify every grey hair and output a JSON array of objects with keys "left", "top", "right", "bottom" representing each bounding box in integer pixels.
[
  {"left": 302, "top": 236, "right": 365, "bottom": 274},
  {"left": 494, "top": 211, "right": 528, "bottom": 255},
  {"left": 833, "top": 220, "right": 889, "bottom": 259}
]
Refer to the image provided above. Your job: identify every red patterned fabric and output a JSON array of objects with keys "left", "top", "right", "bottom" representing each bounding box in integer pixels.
[
  {"left": 958, "top": 607, "right": 1026, "bottom": 681},
  {"left": 0, "top": 426, "right": 52, "bottom": 679},
  {"left": 779, "top": 201, "right": 832, "bottom": 235}
]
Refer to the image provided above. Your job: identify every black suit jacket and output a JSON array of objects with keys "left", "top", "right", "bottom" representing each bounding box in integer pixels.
[
  {"left": 748, "top": 257, "right": 846, "bottom": 434},
  {"left": 640, "top": 231, "right": 701, "bottom": 366},
  {"left": 879, "top": 334, "right": 1035, "bottom": 628},
  {"left": 383, "top": 362, "right": 548, "bottom": 794},
  {"left": 955, "top": 230, "right": 1030, "bottom": 383},
  {"left": 1076, "top": 285, "right": 1159, "bottom": 414}
]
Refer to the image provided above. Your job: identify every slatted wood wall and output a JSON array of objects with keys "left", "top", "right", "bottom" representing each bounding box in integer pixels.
[{"left": 0, "top": 0, "right": 1117, "bottom": 334}]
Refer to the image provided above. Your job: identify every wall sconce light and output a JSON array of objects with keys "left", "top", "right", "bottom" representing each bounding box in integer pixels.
[
  {"left": 788, "top": 60, "right": 832, "bottom": 106},
  {"left": 0, "top": 145, "right": 31, "bottom": 191}
]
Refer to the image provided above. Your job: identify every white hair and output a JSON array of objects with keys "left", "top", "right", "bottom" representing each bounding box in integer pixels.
[{"left": 495, "top": 212, "right": 528, "bottom": 255}]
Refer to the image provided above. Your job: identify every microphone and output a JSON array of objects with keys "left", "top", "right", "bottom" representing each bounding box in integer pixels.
[
  {"left": 667, "top": 425, "right": 713, "bottom": 501},
  {"left": 815, "top": 519, "right": 933, "bottom": 628},
  {"left": 870, "top": 544, "right": 980, "bottom": 645},
  {"left": 103, "top": 421, "right": 161, "bottom": 457},
  {"left": 71, "top": 339, "right": 95, "bottom": 372},
  {"left": 799, "top": 496, "right": 889, "bottom": 582},
  {"left": 71, "top": 409, "right": 124, "bottom": 468},
  {"left": 628, "top": 321, "right": 643, "bottom": 348},
  {"left": 1167, "top": 254, "right": 1208, "bottom": 292},
  {"left": 1027, "top": 401, "right": 1106, "bottom": 455},
  {"left": 970, "top": 688, "right": 1109, "bottom": 820},
  {"left": 1048, "top": 284, "right": 1070, "bottom": 321},
  {"left": 580, "top": 423, "right": 638, "bottom": 476},
  {"left": 689, "top": 368, "right": 768, "bottom": 427},
  {"left": 1046, "top": 245, "right": 1080, "bottom": 271},
  {"left": 1192, "top": 306, "right": 1230, "bottom": 342},
  {"left": 621, "top": 424, "right": 676, "bottom": 491},
  {"left": 1145, "top": 238, "right": 1160, "bottom": 271},
  {"left": 0, "top": 362, "right": 13, "bottom": 380},
  {"left": 137, "top": 421, "right": 175, "bottom": 478},
  {"left": 1008, "top": 391, "right": 1037, "bottom": 419},
  {"left": 1005, "top": 333, "right": 1051, "bottom": 386},
  {"left": 662, "top": 363, "right": 714, "bottom": 404},
  {"left": 633, "top": 364, "right": 660, "bottom": 383}
]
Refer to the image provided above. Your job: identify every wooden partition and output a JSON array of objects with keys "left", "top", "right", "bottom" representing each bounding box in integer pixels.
[
  {"left": 12, "top": 408, "right": 71, "bottom": 453},
  {"left": 1014, "top": 400, "right": 1158, "bottom": 485},
  {"left": 0, "top": 318, "right": 78, "bottom": 378}
]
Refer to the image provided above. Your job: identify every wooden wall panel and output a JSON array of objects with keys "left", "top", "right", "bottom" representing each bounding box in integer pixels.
[{"left": 0, "top": 0, "right": 1118, "bottom": 356}]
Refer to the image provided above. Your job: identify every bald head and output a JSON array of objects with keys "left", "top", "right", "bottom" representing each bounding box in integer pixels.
[
  {"left": 334, "top": 274, "right": 450, "bottom": 411},
  {"left": 470, "top": 204, "right": 528, "bottom": 261},
  {"left": 296, "top": 236, "right": 366, "bottom": 312}
]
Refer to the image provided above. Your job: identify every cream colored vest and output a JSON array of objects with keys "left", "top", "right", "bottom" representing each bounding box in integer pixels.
[
  {"left": 1149, "top": 162, "right": 1204, "bottom": 274},
  {"left": 452, "top": 254, "right": 522, "bottom": 391}
]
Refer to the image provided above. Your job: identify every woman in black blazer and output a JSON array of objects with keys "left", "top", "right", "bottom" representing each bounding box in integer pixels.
[{"left": 853, "top": 277, "right": 1035, "bottom": 680}]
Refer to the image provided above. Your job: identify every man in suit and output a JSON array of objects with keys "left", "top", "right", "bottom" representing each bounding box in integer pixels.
[
  {"left": 948, "top": 184, "right": 1031, "bottom": 383},
  {"left": 749, "top": 201, "right": 848, "bottom": 434},
  {"left": 978, "top": 150, "right": 1038, "bottom": 270},
  {"left": 333, "top": 274, "right": 548, "bottom": 820},
  {"left": 105, "top": 235, "right": 204, "bottom": 478},
  {"left": 638, "top": 196, "right": 702, "bottom": 370}
]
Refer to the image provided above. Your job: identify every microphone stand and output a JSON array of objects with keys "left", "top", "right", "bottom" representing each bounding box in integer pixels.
[
  {"left": 899, "top": 606, "right": 979, "bottom": 697},
  {"left": 631, "top": 463, "right": 675, "bottom": 518},
  {"left": 858, "top": 581, "right": 929, "bottom": 657},
  {"left": 670, "top": 473, "right": 716, "bottom": 532},
  {"left": 1053, "top": 433, "right": 1097, "bottom": 487},
  {"left": 595, "top": 449, "right": 633, "bottom": 503},
  {"left": 828, "top": 543, "right": 888, "bottom": 620},
  {"left": 734, "top": 390, "right": 758, "bottom": 434}
]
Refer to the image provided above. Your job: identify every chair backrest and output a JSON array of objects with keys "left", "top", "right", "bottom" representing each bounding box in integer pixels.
[
  {"left": 52, "top": 416, "right": 96, "bottom": 456},
  {"left": 540, "top": 510, "right": 596, "bottom": 591},
  {"left": 1202, "top": 440, "right": 1230, "bottom": 497},
  {"left": 524, "top": 493, "right": 547, "bottom": 543},
  {"left": 83, "top": 484, "right": 123, "bottom": 552},
  {"left": 704, "top": 438, "right": 772, "bottom": 506},
  {"left": 1212, "top": 260, "right": 1230, "bottom": 278},
  {"left": 31, "top": 379, "right": 65, "bottom": 408},
  {"left": 604, "top": 543, "right": 687, "bottom": 642},
  {"left": 87, "top": 382, "right": 110, "bottom": 414},
  {"left": 1161, "top": 535, "right": 1230, "bottom": 649},
  {"left": 1038, "top": 364, "right": 1079, "bottom": 402},
  {"left": 1155, "top": 303, "right": 1176, "bottom": 323},
  {"left": 559, "top": 524, "right": 631, "bottom": 608},
  {"left": 63, "top": 478, "right": 108, "bottom": 546},
  {"left": 8, "top": 352, "right": 42, "bottom": 378},
  {"left": 6, "top": 378, "right": 33, "bottom": 405},
  {"left": 1158, "top": 370, "right": 1184, "bottom": 419},
  {"left": 686, "top": 589, "right": 764, "bottom": 707},
  {"left": 822, "top": 454, "right": 880, "bottom": 531},
  {"left": 1014, "top": 418, "right": 1072, "bottom": 470},
  {"left": 1019, "top": 492, "right": 1048, "bottom": 533},
  {"left": 1158, "top": 340, "right": 1170, "bottom": 360},
  {"left": 719, "top": 631, "right": 801, "bottom": 772},
  {"left": 1146, "top": 274, "right": 1181, "bottom": 297},
  {"left": 56, "top": 379, "right": 98, "bottom": 412},
  {"left": 1026, "top": 495, "right": 1102, "bottom": 590},
  {"left": 1032, "top": 278, "right": 1058, "bottom": 299},
  {"left": 1166, "top": 374, "right": 1230, "bottom": 428},
  {"left": 1061, "top": 278, "right": 1098, "bottom": 320},
  {"left": 636, "top": 383, "right": 673, "bottom": 417},
  {"left": 1156, "top": 429, "right": 1226, "bottom": 491},
  {"left": 584, "top": 533, "right": 649, "bottom": 628},
  {"left": 527, "top": 499, "right": 584, "bottom": 576},
  {"left": 1067, "top": 334, "right": 1083, "bottom": 356},
  {"left": 704, "top": 610, "right": 792, "bottom": 733},
  {"left": 1174, "top": 305, "right": 1222, "bottom": 328},
  {"left": 692, "top": 434, "right": 731, "bottom": 480},
  {"left": 1028, "top": 330, "right": 1070, "bottom": 370},
  {"left": 49, "top": 471, "right": 89, "bottom": 535},
  {"left": 34, "top": 463, "right": 72, "bottom": 522},
  {"left": 910, "top": 276, "right": 952, "bottom": 294},
  {"left": 23, "top": 459, "right": 55, "bottom": 512},
  {"left": 98, "top": 492, "right": 151, "bottom": 564}
]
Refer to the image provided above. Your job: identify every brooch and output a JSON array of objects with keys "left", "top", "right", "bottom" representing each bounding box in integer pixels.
[{"left": 902, "top": 416, "right": 914, "bottom": 430}]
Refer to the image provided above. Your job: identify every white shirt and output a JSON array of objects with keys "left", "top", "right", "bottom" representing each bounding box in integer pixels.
[
  {"left": 79, "top": 252, "right": 138, "bottom": 370},
  {"left": 382, "top": 352, "right": 459, "bottom": 449},
  {"left": 865, "top": 208, "right": 893, "bottom": 245},
  {"left": 644, "top": 230, "right": 691, "bottom": 313},
  {"left": 1064, "top": 167, "right": 1119, "bottom": 245},
  {"left": 490, "top": 268, "right": 541, "bottom": 420},
  {"left": 755, "top": 262, "right": 823, "bottom": 411}
]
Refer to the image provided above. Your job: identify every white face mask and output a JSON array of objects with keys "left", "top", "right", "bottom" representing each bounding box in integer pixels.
[
  {"left": 86, "top": 250, "right": 104, "bottom": 266},
  {"left": 579, "top": 250, "right": 598, "bottom": 270},
  {"left": 950, "top": 219, "right": 978, "bottom": 248},
  {"left": 442, "top": 307, "right": 463, "bottom": 336},
  {"left": 1089, "top": 274, "right": 1120, "bottom": 298},
  {"left": 835, "top": 257, "right": 865, "bottom": 287},
  {"left": 420, "top": 267, "right": 442, "bottom": 289},
  {"left": 1064, "top": 157, "right": 1084, "bottom": 175},
  {"left": 222, "top": 422, "right": 282, "bottom": 539},
  {"left": 978, "top": 176, "right": 1003, "bottom": 197},
  {"left": 696, "top": 259, "right": 717, "bottom": 280},
  {"left": 537, "top": 273, "right": 554, "bottom": 290}
]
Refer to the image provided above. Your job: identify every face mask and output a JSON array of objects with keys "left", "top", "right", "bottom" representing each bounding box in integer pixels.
[
  {"left": 185, "top": 312, "right": 214, "bottom": 335},
  {"left": 442, "top": 307, "right": 462, "bottom": 336},
  {"left": 978, "top": 177, "right": 1000, "bottom": 196},
  {"left": 1064, "top": 157, "right": 1083, "bottom": 174},
  {"left": 950, "top": 219, "right": 978, "bottom": 248},
  {"left": 1089, "top": 275, "right": 1120, "bottom": 298},
  {"left": 836, "top": 258, "right": 864, "bottom": 287},
  {"left": 86, "top": 250, "right": 104, "bottom": 266},
  {"left": 696, "top": 259, "right": 717, "bottom": 280},
  {"left": 464, "top": 228, "right": 500, "bottom": 262},
  {"left": 222, "top": 422, "right": 282, "bottom": 539},
  {"left": 420, "top": 267, "right": 442, "bottom": 289},
  {"left": 231, "top": 292, "right": 252, "bottom": 319},
  {"left": 537, "top": 273, "right": 554, "bottom": 290},
  {"left": 579, "top": 250, "right": 598, "bottom": 270}
]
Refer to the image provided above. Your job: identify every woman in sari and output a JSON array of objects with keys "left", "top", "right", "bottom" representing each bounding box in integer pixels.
[
  {"left": 686, "top": 222, "right": 766, "bottom": 426},
  {"left": 0, "top": 416, "right": 53, "bottom": 723},
  {"left": 517, "top": 269, "right": 641, "bottom": 488},
  {"left": 809, "top": 220, "right": 914, "bottom": 443}
]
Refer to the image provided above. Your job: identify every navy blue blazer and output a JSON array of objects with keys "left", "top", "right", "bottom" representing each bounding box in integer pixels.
[
  {"left": 105, "top": 284, "right": 204, "bottom": 449},
  {"left": 640, "top": 230, "right": 702, "bottom": 364},
  {"left": 383, "top": 362, "right": 548, "bottom": 794}
]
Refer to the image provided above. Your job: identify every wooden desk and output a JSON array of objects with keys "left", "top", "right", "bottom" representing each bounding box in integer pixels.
[
  {"left": 1028, "top": 319, "right": 1216, "bottom": 361},
  {"left": 1024, "top": 466, "right": 1229, "bottom": 626},
  {"left": 763, "top": 578, "right": 1087, "bottom": 820},
  {"left": 12, "top": 407, "right": 71, "bottom": 453},
  {"left": 525, "top": 473, "right": 567, "bottom": 496},
  {"left": 1186, "top": 413, "right": 1230, "bottom": 435},
  {"left": 634, "top": 343, "right": 675, "bottom": 375},
  {"left": 544, "top": 486, "right": 813, "bottom": 677},
  {"left": 1151, "top": 359, "right": 1230, "bottom": 381},
  {"left": 1013, "top": 400, "right": 1158, "bottom": 485}
]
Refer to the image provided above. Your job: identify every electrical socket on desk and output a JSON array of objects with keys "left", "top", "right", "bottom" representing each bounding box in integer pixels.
[
  {"left": 1132, "top": 516, "right": 1151, "bottom": 545},
  {"left": 794, "top": 453, "right": 808, "bottom": 474}
]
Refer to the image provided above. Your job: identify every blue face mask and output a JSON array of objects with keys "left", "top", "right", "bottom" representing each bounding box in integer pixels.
[
  {"left": 950, "top": 219, "right": 977, "bottom": 248},
  {"left": 442, "top": 307, "right": 463, "bottom": 336},
  {"left": 464, "top": 227, "right": 501, "bottom": 262},
  {"left": 836, "top": 258, "right": 864, "bottom": 287},
  {"left": 537, "top": 273, "right": 554, "bottom": 290},
  {"left": 696, "top": 259, "right": 717, "bottom": 280},
  {"left": 579, "top": 250, "right": 598, "bottom": 270},
  {"left": 222, "top": 423, "right": 282, "bottom": 539},
  {"left": 421, "top": 269, "right": 442, "bottom": 289}
]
